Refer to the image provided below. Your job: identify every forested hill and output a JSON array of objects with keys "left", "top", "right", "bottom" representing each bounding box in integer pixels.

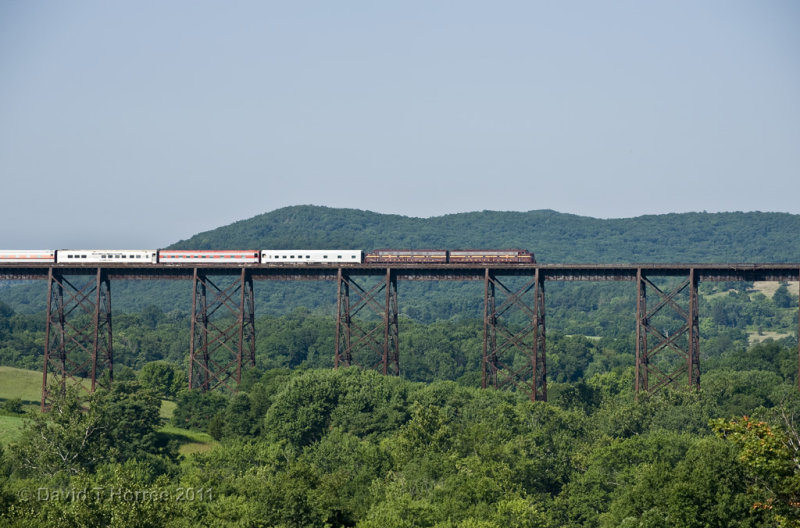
[
  {"left": 169, "top": 206, "right": 800, "bottom": 263},
  {"left": 3, "top": 207, "right": 800, "bottom": 314}
]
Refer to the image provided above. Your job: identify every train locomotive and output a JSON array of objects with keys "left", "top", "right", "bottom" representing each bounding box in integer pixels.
[
  {"left": 0, "top": 248, "right": 534, "bottom": 265},
  {"left": 365, "top": 249, "right": 534, "bottom": 263}
]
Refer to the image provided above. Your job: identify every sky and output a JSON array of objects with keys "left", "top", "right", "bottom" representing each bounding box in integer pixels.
[{"left": 1, "top": 1, "right": 799, "bottom": 248}]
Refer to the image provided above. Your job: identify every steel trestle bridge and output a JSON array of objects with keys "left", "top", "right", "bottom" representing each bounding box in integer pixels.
[{"left": 1, "top": 262, "right": 799, "bottom": 409}]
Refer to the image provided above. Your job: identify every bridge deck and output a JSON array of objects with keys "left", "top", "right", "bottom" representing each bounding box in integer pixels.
[{"left": 1, "top": 262, "right": 798, "bottom": 281}]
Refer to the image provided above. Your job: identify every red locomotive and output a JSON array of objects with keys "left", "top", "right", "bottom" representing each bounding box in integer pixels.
[{"left": 364, "top": 249, "right": 534, "bottom": 264}]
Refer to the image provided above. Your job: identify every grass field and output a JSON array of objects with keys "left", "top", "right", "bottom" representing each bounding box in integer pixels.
[
  {"left": 160, "top": 425, "right": 219, "bottom": 457},
  {"left": 160, "top": 399, "right": 177, "bottom": 420},
  {"left": 749, "top": 330, "right": 792, "bottom": 345},
  {"left": 0, "top": 366, "right": 217, "bottom": 456},
  {"left": 0, "top": 366, "right": 45, "bottom": 405},
  {"left": 0, "top": 414, "right": 26, "bottom": 446},
  {"left": 751, "top": 281, "right": 798, "bottom": 299}
]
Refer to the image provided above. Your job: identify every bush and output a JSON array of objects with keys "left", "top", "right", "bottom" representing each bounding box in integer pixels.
[{"left": 2, "top": 398, "right": 23, "bottom": 414}]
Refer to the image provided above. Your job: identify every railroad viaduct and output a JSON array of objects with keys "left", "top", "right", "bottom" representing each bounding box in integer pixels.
[{"left": 1, "top": 262, "right": 799, "bottom": 409}]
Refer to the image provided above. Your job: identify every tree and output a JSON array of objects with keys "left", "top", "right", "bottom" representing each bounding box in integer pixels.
[
  {"left": 138, "top": 361, "right": 184, "bottom": 398},
  {"left": 171, "top": 390, "right": 228, "bottom": 431},
  {"left": 774, "top": 283, "right": 797, "bottom": 309},
  {"left": 11, "top": 386, "right": 106, "bottom": 477},
  {"left": 2, "top": 398, "right": 23, "bottom": 414},
  {"left": 223, "top": 393, "right": 255, "bottom": 438},
  {"left": 90, "top": 381, "right": 165, "bottom": 464},
  {"left": 713, "top": 415, "right": 800, "bottom": 525},
  {"left": 11, "top": 381, "right": 167, "bottom": 478},
  {"left": 140, "top": 304, "right": 164, "bottom": 329}
]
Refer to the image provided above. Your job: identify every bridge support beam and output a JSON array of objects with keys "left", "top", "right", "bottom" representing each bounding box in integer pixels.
[
  {"left": 42, "top": 268, "right": 112, "bottom": 410},
  {"left": 335, "top": 268, "right": 399, "bottom": 375},
  {"left": 482, "top": 269, "right": 546, "bottom": 401},
  {"left": 189, "top": 268, "right": 255, "bottom": 392},
  {"left": 635, "top": 268, "right": 700, "bottom": 394}
]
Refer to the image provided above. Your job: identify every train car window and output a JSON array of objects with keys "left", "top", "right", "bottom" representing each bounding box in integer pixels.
[
  {"left": 337, "top": 255, "right": 342, "bottom": 259},
  {"left": 323, "top": 255, "right": 328, "bottom": 259},
  {"left": 81, "top": 255, "right": 87, "bottom": 258},
  {"left": 306, "top": 255, "right": 310, "bottom": 259}
]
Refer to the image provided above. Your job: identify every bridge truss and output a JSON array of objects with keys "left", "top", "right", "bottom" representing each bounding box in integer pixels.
[
  {"left": 41, "top": 268, "right": 113, "bottom": 410},
  {"left": 1, "top": 263, "right": 798, "bottom": 406}
]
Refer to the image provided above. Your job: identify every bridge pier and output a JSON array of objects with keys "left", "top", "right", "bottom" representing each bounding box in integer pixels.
[
  {"left": 188, "top": 268, "right": 255, "bottom": 391},
  {"left": 335, "top": 268, "right": 399, "bottom": 375},
  {"left": 635, "top": 268, "right": 700, "bottom": 394},
  {"left": 482, "top": 268, "right": 547, "bottom": 401},
  {"left": 42, "top": 268, "right": 112, "bottom": 410}
]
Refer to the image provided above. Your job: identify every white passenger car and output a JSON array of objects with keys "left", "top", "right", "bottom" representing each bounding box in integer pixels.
[
  {"left": 56, "top": 250, "right": 158, "bottom": 264},
  {"left": 0, "top": 250, "right": 56, "bottom": 263},
  {"left": 260, "top": 250, "right": 363, "bottom": 264}
]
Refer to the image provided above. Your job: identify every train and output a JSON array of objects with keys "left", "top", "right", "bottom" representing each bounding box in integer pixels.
[{"left": 0, "top": 248, "right": 535, "bottom": 265}]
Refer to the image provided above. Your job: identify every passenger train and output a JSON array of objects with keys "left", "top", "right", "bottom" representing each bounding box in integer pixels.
[{"left": 0, "top": 249, "right": 535, "bottom": 265}]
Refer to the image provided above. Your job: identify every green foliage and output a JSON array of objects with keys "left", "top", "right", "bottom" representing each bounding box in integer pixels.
[
  {"left": 598, "top": 437, "right": 758, "bottom": 528},
  {"left": 10, "top": 387, "right": 106, "bottom": 477},
  {"left": 263, "top": 368, "right": 411, "bottom": 447},
  {"left": 3, "top": 366, "right": 800, "bottom": 526},
  {"left": 137, "top": 360, "right": 184, "bottom": 399},
  {"left": 713, "top": 415, "right": 800, "bottom": 526},
  {"left": 171, "top": 390, "right": 228, "bottom": 431},
  {"left": 90, "top": 381, "right": 173, "bottom": 466},
  {"left": 773, "top": 283, "right": 797, "bottom": 309},
  {"left": 2, "top": 398, "right": 23, "bottom": 414},
  {"left": 10, "top": 382, "right": 168, "bottom": 479},
  {"left": 4, "top": 461, "right": 188, "bottom": 527}
]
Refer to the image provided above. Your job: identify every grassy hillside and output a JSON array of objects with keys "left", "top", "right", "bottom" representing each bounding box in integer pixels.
[
  {"left": 0, "top": 366, "right": 216, "bottom": 454},
  {"left": 0, "top": 366, "right": 44, "bottom": 404}
]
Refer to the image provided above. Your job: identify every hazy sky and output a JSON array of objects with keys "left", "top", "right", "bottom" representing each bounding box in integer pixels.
[{"left": 1, "top": 1, "right": 798, "bottom": 248}]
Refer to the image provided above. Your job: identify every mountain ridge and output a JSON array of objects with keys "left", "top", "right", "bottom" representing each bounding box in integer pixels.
[
  {"left": 3, "top": 206, "right": 799, "bottom": 314},
  {"left": 167, "top": 205, "right": 800, "bottom": 264}
]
